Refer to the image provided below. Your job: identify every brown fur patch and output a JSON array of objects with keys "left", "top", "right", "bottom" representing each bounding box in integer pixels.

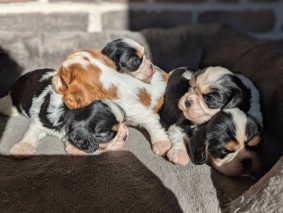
[
  {"left": 59, "top": 62, "right": 118, "bottom": 109},
  {"left": 153, "top": 96, "right": 164, "bottom": 113},
  {"left": 224, "top": 140, "right": 240, "bottom": 152},
  {"left": 112, "top": 124, "right": 120, "bottom": 132},
  {"left": 138, "top": 89, "right": 151, "bottom": 107},
  {"left": 162, "top": 72, "right": 169, "bottom": 82},
  {"left": 247, "top": 135, "right": 261, "bottom": 146}
]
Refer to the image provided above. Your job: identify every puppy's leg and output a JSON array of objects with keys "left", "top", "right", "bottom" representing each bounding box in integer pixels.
[
  {"left": 0, "top": 94, "right": 19, "bottom": 116},
  {"left": 141, "top": 113, "right": 171, "bottom": 156},
  {"left": 10, "top": 123, "right": 46, "bottom": 158},
  {"left": 167, "top": 125, "right": 190, "bottom": 165},
  {"left": 104, "top": 123, "right": 129, "bottom": 151}
]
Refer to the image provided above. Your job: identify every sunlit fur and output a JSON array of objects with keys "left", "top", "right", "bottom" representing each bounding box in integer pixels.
[
  {"left": 160, "top": 67, "right": 263, "bottom": 175},
  {"left": 178, "top": 66, "right": 251, "bottom": 125},
  {"left": 52, "top": 40, "right": 171, "bottom": 156},
  {"left": 0, "top": 69, "right": 127, "bottom": 156}
]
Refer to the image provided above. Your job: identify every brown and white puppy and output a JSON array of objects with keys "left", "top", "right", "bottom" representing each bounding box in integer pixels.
[
  {"left": 52, "top": 39, "right": 171, "bottom": 156},
  {"left": 160, "top": 66, "right": 262, "bottom": 168}
]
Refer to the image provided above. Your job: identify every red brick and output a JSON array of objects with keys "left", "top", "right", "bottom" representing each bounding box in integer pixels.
[{"left": 199, "top": 10, "right": 275, "bottom": 33}]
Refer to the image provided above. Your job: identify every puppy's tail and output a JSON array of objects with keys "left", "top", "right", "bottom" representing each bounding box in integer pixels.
[{"left": 0, "top": 94, "right": 18, "bottom": 116}]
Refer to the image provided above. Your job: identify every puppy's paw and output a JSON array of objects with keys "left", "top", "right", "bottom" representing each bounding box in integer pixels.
[
  {"left": 104, "top": 124, "right": 129, "bottom": 151},
  {"left": 65, "top": 143, "right": 87, "bottom": 155},
  {"left": 152, "top": 140, "right": 171, "bottom": 156},
  {"left": 167, "top": 148, "right": 190, "bottom": 166},
  {"left": 10, "top": 143, "right": 35, "bottom": 158}
]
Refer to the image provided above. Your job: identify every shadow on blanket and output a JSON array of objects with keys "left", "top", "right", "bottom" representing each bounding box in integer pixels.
[
  {"left": 0, "top": 46, "right": 22, "bottom": 98},
  {"left": 0, "top": 152, "right": 182, "bottom": 213}
]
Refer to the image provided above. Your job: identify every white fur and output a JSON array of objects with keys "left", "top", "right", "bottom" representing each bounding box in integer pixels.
[
  {"left": 182, "top": 70, "right": 193, "bottom": 80},
  {"left": 121, "top": 38, "right": 145, "bottom": 53},
  {"left": 236, "top": 74, "right": 263, "bottom": 125},
  {"left": 0, "top": 94, "right": 19, "bottom": 116}
]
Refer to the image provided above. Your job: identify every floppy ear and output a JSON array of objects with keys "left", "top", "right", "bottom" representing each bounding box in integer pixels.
[
  {"left": 223, "top": 77, "right": 251, "bottom": 112},
  {"left": 186, "top": 125, "right": 207, "bottom": 165},
  {"left": 56, "top": 65, "right": 95, "bottom": 109},
  {"left": 63, "top": 80, "right": 94, "bottom": 109},
  {"left": 68, "top": 126, "right": 99, "bottom": 153}
]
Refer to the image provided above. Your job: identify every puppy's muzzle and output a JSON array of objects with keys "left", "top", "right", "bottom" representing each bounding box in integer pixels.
[{"left": 185, "top": 99, "right": 193, "bottom": 108}]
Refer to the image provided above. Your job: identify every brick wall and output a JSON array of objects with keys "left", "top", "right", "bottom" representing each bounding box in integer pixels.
[{"left": 0, "top": 0, "right": 282, "bottom": 40}]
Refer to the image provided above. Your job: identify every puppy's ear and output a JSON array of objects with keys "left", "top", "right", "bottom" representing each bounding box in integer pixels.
[
  {"left": 68, "top": 126, "right": 99, "bottom": 153},
  {"left": 187, "top": 125, "right": 207, "bottom": 165},
  {"left": 223, "top": 76, "right": 251, "bottom": 112},
  {"left": 101, "top": 40, "right": 122, "bottom": 70},
  {"left": 57, "top": 64, "right": 95, "bottom": 109}
]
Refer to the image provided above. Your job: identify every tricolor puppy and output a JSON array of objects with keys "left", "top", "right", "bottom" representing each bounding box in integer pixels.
[
  {"left": 52, "top": 39, "right": 171, "bottom": 156},
  {"left": 0, "top": 69, "right": 128, "bottom": 157},
  {"left": 188, "top": 108, "right": 262, "bottom": 176},
  {"left": 101, "top": 38, "right": 155, "bottom": 83},
  {"left": 160, "top": 66, "right": 262, "bottom": 168}
]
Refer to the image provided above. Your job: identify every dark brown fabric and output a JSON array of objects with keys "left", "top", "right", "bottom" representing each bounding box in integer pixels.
[{"left": 0, "top": 152, "right": 182, "bottom": 213}]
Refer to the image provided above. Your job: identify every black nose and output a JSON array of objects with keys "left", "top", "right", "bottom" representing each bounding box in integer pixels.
[
  {"left": 185, "top": 99, "right": 192, "bottom": 108},
  {"left": 241, "top": 158, "right": 252, "bottom": 171}
]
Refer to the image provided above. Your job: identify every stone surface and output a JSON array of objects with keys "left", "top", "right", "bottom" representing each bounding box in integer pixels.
[
  {"left": 0, "top": 13, "right": 88, "bottom": 32},
  {"left": 128, "top": 10, "right": 192, "bottom": 30},
  {"left": 102, "top": 11, "right": 129, "bottom": 30},
  {"left": 199, "top": 10, "right": 276, "bottom": 33}
]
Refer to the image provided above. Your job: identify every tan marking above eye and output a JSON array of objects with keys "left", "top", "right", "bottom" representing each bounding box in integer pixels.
[
  {"left": 136, "top": 49, "right": 144, "bottom": 59},
  {"left": 224, "top": 140, "right": 240, "bottom": 152},
  {"left": 112, "top": 124, "right": 120, "bottom": 132},
  {"left": 247, "top": 135, "right": 261, "bottom": 146}
]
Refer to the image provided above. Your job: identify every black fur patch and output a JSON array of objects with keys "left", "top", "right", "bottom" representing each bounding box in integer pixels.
[
  {"left": 10, "top": 68, "right": 54, "bottom": 116},
  {"left": 102, "top": 39, "right": 142, "bottom": 72},
  {"left": 160, "top": 68, "right": 192, "bottom": 129}
]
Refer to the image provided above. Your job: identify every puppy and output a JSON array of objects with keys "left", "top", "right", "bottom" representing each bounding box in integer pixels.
[
  {"left": 52, "top": 39, "right": 171, "bottom": 156},
  {"left": 101, "top": 38, "right": 155, "bottom": 83},
  {"left": 188, "top": 108, "right": 262, "bottom": 176},
  {"left": 160, "top": 66, "right": 262, "bottom": 166},
  {"left": 0, "top": 69, "right": 128, "bottom": 157}
]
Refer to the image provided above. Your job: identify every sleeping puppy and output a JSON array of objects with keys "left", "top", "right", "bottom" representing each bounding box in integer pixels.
[
  {"left": 188, "top": 108, "right": 262, "bottom": 176},
  {"left": 101, "top": 38, "right": 155, "bottom": 83},
  {"left": 52, "top": 39, "right": 171, "bottom": 156},
  {"left": 160, "top": 66, "right": 262, "bottom": 167},
  {"left": 0, "top": 69, "right": 128, "bottom": 157}
]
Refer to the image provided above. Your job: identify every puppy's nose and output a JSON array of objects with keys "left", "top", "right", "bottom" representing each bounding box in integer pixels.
[
  {"left": 185, "top": 99, "right": 192, "bottom": 108},
  {"left": 242, "top": 158, "right": 252, "bottom": 171}
]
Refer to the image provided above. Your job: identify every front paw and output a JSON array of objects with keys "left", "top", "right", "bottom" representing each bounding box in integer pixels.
[
  {"left": 10, "top": 143, "right": 35, "bottom": 158},
  {"left": 167, "top": 148, "right": 190, "bottom": 166},
  {"left": 152, "top": 140, "right": 171, "bottom": 156},
  {"left": 104, "top": 124, "right": 129, "bottom": 151},
  {"left": 65, "top": 143, "right": 87, "bottom": 155}
]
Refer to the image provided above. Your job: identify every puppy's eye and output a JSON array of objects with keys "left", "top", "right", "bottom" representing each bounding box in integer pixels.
[
  {"left": 130, "top": 56, "right": 141, "bottom": 66},
  {"left": 203, "top": 94, "right": 214, "bottom": 104}
]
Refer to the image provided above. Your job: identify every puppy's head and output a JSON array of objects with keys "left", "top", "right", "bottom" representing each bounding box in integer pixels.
[
  {"left": 102, "top": 38, "right": 155, "bottom": 83},
  {"left": 178, "top": 66, "right": 251, "bottom": 125},
  {"left": 52, "top": 50, "right": 118, "bottom": 109},
  {"left": 188, "top": 108, "right": 262, "bottom": 176},
  {"left": 67, "top": 101, "right": 126, "bottom": 153}
]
